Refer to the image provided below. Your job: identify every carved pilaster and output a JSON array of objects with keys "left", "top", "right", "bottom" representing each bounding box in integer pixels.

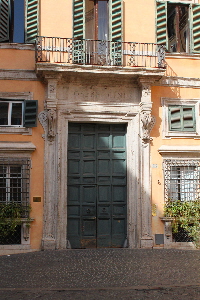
[
  {"left": 39, "top": 75, "right": 60, "bottom": 250},
  {"left": 138, "top": 78, "right": 155, "bottom": 248}
]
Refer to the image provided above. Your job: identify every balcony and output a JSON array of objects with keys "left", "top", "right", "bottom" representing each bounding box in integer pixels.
[{"left": 36, "top": 36, "right": 166, "bottom": 70}]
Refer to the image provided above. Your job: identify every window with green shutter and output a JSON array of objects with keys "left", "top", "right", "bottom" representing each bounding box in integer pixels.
[
  {"left": 156, "top": 1, "right": 200, "bottom": 53},
  {"left": 0, "top": 99, "right": 38, "bottom": 127},
  {"left": 73, "top": 0, "right": 123, "bottom": 64},
  {"left": 169, "top": 105, "right": 196, "bottom": 132},
  {"left": 73, "top": 0, "right": 123, "bottom": 41},
  {"left": 0, "top": 0, "right": 38, "bottom": 43}
]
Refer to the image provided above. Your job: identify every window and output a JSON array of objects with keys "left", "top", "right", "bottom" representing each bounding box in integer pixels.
[
  {"left": 73, "top": 0, "right": 122, "bottom": 41},
  {"left": 164, "top": 159, "right": 200, "bottom": 202},
  {"left": 73, "top": 0, "right": 123, "bottom": 64},
  {"left": 168, "top": 105, "right": 195, "bottom": 132},
  {"left": 0, "top": 0, "right": 38, "bottom": 43},
  {"left": 167, "top": 4, "right": 189, "bottom": 52},
  {"left": 162, "top": 98, "right": 200, "bottom": 138},
  {"left": 0, "top": 99, "right": 38, "bottom": 127},
  {"left": 156, "top": 1, "right": 200, "bottom": 53},
  {"left": 85, "top": 0, "right": 109, "bottom": 41},
  {"left": 0, "top": 158, "right": 30, "bottom": 244}
]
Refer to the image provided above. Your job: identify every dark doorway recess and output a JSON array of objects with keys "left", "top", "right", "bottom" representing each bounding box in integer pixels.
[{"left": 67, "top": 123, "right": 127, "bottom": 248}]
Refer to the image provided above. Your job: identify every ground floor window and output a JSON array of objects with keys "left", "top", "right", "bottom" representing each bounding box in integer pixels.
[
  {"left": 164, "top": 159, "right": 200, "bottom": 202},
  {"left": 164, "top": 159, "right": 200, "bottom": 242},
  {"left": 0, "top": 158, "right": 30, "bottom": 245}
]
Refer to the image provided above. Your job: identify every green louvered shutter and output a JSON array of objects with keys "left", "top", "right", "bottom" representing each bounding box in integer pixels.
[
  {"left": 156, "top": 1, "right": 167, "bottom": 47},
  {"left": 25, "top": 0, "right": 38, "bottom": 43},
  {"left": 73, "top": 0, "right": 85, "bottom": 64},
  {"left": 23, "top": 100, "right": 38, "bottom": 127},
  {"left": 0, "top": 0, "right": 10, "bottom": 42},
  {"left": 191, "top": 4, "right": 200, "bottom": 53},
  {"left": 109, "top": 0, "right": 123, "bottom": 65},
  {"left": 73, "top": 0, "right": 84, "bottom": 39},
  {"left": 169, "top": 106, "right": 195, "bottom": 132},
  {"left": 109, "top": 0, "right": 122, "bottom": 41}
]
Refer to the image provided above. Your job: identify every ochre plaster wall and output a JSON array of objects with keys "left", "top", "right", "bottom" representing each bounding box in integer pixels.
[
  {"left": 124, "top": 0, "right": 156, "bottom": 43},
  {"left": 40, "top": 0, "right": 72, "bottom": 38},
  {"left": 0, "top": 49, "right": 35, "bottom": 70},
  {"left": 0, "top": 80, "right": 45, "bottom": 250},
  {"left": 165, "top": 57, "right": 200, "bottom": 79},
  {"left": 151, "top": 86, "right": 200, "bottom": 236}
]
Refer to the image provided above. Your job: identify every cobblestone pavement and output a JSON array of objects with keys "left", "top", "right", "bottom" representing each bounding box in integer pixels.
[{"left": 0, "top": 249, "right": 200, "bottom": 299}]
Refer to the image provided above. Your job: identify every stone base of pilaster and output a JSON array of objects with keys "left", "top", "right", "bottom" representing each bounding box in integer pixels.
[
  {"left": 42, "top": 237, "right": 56, "bottom": 250},
  {"left": 140, "top": 236, "right": 153, "bottom": 248}
]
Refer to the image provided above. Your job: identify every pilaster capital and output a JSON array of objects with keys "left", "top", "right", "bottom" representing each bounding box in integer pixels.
[
  {"left": 138, "top": 76, "right": 157, "bottom": 103},
  {"left": 44, "top": 73, "right": 62, "bottom": 110}
]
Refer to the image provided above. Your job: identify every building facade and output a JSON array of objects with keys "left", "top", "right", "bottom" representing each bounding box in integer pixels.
[{"left": 0, "top": 0, "right": 200, "bottom": 254}]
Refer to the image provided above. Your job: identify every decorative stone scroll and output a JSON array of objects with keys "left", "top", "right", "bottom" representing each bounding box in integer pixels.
[
  {"left": 47, "top": 109, "right": 56, "bottom": 142},
  {"left": 38, "top": 111, "right": 48, "bottom": 140},
  {"left": 141, "top": 111, "right": 156, "bottom": 143},
  {"left": 38, "top": 109, "right": 57, "bottom": 142}
]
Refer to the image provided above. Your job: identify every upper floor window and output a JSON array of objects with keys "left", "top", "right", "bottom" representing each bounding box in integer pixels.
[
  {"left": 162, "top": 98, "right": 200, "bottom": 138},
  {"left": 73, "top": 0, "right": 122, "bottom": 41},
  {"left": 168, "top": 105, "right": 196, "bottom": 132},
  {"left": 0, "top": 100, "right": 38, "bottom": 127},
  {"left": 85, "top": 0, "right": 109, "bottom": 41},
  {"left": 156, "top": 1, "right": 200, "bottom": 53},
  {"left": 167, "top": 4, "right": 189, "bottom": 52},
  {"left": 0, "top": 0, "right": 38, "bottom": 43}
]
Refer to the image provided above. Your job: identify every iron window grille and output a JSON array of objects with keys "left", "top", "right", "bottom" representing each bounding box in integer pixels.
[
  {"left": 0, "top": 158, "right": 30, "bottom": 218},
  {"left": 164, "top": 159, "right": 200, "bottom": 242},
  {"left": 164, "top": 159, "right": 200, "bottom": 202}
]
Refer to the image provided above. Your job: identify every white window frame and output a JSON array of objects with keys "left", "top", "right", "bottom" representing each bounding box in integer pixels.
[
  {"left": 0, "top": 92, "right": 33, "bottom": 135},
  {"left": 161, "top": 98, "right": 200, "bottom": 138},
  {"left": 0, "top": 100, "right": 24, "bottom": 127}
]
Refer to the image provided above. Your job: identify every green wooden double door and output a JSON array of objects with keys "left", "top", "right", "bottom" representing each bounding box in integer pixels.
[{"left": 67, "top": 123, "right": 127, "bottom": 248}]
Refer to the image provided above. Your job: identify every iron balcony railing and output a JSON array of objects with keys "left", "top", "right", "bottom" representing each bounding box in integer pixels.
[{"left": 36, "top": 36, "right": 166, "bottom": 69}]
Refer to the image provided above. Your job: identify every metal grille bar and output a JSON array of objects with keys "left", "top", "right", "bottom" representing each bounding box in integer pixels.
[{"left": 36, "top": 36, "right": 166, "bottom": 69}]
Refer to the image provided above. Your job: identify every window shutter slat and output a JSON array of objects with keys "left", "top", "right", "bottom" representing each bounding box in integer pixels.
[
  {"left": 23, "top": 100, "right": 38, "bottom": 127},
  {"left": 109, "top": 0, "right": 123, "bottom": 41},
  {"left": 0, "top": 0, "right": 10, "bottom": 42},
  {"left": 191, "top": 4, "right": 200, "bottom": 53},
  {"left": 73, "top": 0, "right": 84, "bottom": 39},
  {"left": 25, "top": 0, "right": 38, "bottom": 43},
  {"left": 109, "top": 0, "right": 122, "bottom": 65},
  {"left": 156, "top": 1, "right": 167, "bottom": 46}
]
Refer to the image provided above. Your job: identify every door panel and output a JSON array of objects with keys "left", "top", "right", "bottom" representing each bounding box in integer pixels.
[{"left": 67, "top": 123, "right": 127, "bottom": 248}]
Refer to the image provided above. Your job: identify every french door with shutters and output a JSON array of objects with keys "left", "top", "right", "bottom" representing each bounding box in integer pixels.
[{"left": 67, "top": 123, "right": 127, "bottom": 248}]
